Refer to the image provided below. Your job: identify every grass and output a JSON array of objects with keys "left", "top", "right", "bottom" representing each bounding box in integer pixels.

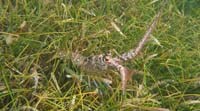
[{"left": 0, "top": 0, "right": 200, "bottom": 110}]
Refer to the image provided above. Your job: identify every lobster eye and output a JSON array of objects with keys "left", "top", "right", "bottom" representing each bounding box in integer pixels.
[{"left": 104, "top": 56, "right": 109, "bottom": 62}]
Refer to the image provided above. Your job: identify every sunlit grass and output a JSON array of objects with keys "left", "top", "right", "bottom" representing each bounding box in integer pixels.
[{"left": 0, "top": 0, "right": 200, "bottom": 110}]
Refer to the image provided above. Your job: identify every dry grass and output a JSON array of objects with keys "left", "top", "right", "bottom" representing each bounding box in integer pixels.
[{"left": 0, "top": 0, "right": 200, "bottom": 110}]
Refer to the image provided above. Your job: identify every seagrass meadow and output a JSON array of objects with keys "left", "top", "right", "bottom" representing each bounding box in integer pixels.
[{"left": 0, "top": 0, "right": 200, "bottom": 111}]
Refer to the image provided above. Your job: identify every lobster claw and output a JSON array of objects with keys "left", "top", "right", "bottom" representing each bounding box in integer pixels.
[{"left": 118, "top": 66, "right": 134, "bottom": 94}]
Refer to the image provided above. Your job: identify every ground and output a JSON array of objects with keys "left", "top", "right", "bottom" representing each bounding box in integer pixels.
[{"left": 0, "top": 0, "right": 200, "bottom": 111}]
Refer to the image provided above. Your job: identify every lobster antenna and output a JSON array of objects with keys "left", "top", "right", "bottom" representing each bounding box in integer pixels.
[{"left": 120, "top": 0, "right": 168, "bottom": 61}]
